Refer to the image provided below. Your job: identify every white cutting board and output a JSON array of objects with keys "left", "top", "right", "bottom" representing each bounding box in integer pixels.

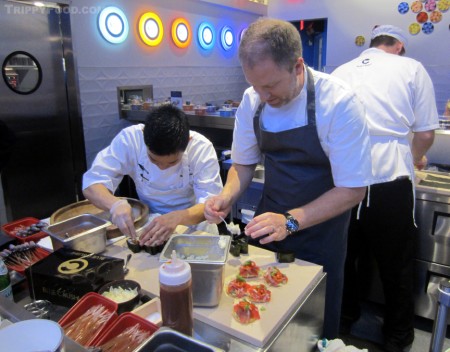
[
  {"left": 107, "top": 237, "right": 324, "bottom": 348},
  {"left": 193, "top": 246, "right": 324, "bottom": 348}
]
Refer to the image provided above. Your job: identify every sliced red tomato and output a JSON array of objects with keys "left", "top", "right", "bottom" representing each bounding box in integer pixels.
[
  {"left": 239, "top": 260, "right": 260, "bottom": 278},
  {"left": 263, "top": 266, "right": 288, "bottom": 287},
  {"left": 247, "top": 284, "right": 271, "bottom": 303},
  {"left": 232, "top": 299, "right": 260, "bottom": 324},
  {"left": 227, "top": 276, "right": 251, "bottom": 298}
]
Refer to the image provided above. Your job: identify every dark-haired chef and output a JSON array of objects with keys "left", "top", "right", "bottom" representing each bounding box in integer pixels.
[
  {"left": 204, "top": 18, "right": 373, "bottom": 339},
  {"left": 83, "top": 104, "right": 223, "bottom": 246}
]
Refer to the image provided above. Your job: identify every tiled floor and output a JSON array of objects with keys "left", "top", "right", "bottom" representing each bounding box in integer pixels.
[{"left": 337, "top": 301, "right": 450, "bottom": 352}]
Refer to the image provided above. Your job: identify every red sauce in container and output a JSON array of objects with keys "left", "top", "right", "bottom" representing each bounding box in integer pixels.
[{"left": 159, "top": 250, "right": 193, "bottom": 336}]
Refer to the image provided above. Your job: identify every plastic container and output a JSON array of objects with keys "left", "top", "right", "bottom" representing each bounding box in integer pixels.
[
  {"left": 1, "top": 217, "right": 48, "bottom": 243},
  {"left": 5, "top": 246, "right": 51, "bottom": 275},
  {"left": 58, "top": 292, "right": 118, "bottom": 346},
  {"left": 92, "top": 312, "right": 158, "bottom": 348},
  {"left": 159, "top": 250, "right": 193, "bottom": 336}
]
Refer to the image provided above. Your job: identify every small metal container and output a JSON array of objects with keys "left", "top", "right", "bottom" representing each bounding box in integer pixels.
[
  {"left": 44, "top": 214, "right": 111, "bottom": 254},
  {"left": 159, "top": 235, "right": 231, "bottom": 307}
]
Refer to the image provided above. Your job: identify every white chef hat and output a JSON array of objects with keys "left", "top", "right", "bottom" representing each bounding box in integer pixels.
[{"left": 371, "top": 25, "right": 408, "bottom": 47}]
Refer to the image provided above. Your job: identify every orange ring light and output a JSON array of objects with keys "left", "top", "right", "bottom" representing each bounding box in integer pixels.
[
  {"left": 138, "top": 12, "right": 163, "bottom": 47},
  {"left": 171, "top": 18, "right": 191, "bottom": 48}
]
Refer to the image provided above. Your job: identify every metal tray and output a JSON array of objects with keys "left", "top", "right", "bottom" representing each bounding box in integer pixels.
[
  {"left": 159, "top": 235, "right": 231, "bottom": 264},
  {"left": 50, "top": 197, "right": 149, "bottom": 239},
  {"left": 45, "top": 214, "right": 110, "bottom": 254}
]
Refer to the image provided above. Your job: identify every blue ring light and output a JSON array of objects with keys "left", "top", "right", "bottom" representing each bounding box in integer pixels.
[
  {"left": 98, "top": 6, "right": 129, "bottom": 44},
  {"left": 198, "top": 22, "right": 215, "bottom": 50},
  {"left": 220, "top": 26, "right": 234, "bottom": 51}
]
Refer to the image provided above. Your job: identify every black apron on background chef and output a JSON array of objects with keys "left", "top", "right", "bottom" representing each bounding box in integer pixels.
[{"left": 250, "top": 67, "right": 351, "bottom": 338}]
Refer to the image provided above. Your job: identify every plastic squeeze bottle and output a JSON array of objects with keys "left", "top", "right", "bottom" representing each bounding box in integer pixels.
[{"left": 159, "top": 250, "right": 193, "bottom": 336}]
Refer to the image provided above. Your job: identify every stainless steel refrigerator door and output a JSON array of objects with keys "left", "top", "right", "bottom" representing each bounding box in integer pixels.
[{"left": 0, "top": 2, "right": 84, "bottom": 220}]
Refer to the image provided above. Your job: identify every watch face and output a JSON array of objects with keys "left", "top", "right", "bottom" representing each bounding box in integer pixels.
[{"left": 286, "top": 217, "right": 299, "bottom": 233}]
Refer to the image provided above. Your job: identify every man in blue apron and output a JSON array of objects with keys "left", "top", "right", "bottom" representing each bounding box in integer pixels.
[
  {"left": 204, "top": 18, "right": 373, "bottom": 339},
  {"left": 83, "top": 104, "right": 223, "bottom": 245}
]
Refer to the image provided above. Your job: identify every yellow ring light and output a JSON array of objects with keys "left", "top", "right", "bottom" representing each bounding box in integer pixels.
[
  {"left": 139, "top": 12, "right": 164, "bottom": 47},
  {"left": 171, "top": 18, "right": 191, "bottom": 48}
]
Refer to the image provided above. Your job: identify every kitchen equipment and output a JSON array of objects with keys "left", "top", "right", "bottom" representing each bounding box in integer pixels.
[
  {"left": 135, "top": 326, "right": 224, "bottom": 352},
  {"left": 98, "top": 279, "right": 141, "bottom": 314},
  {"left": 430, "top": 279, "right": 450, "bottom": 352},
  {"left": 50, "top": 197, "right": 149, "bottom": 239},
  {"left": 413, "top": 169, "right": 450, "bottom": 322},
  {"left": 159, "top": 235, "right": 231, "bottom": 307},
  {"left": 45, "top": 214, "right": 111, "bottom": 254}
]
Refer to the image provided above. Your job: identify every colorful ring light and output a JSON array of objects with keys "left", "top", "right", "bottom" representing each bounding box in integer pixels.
[
  {"left": 172, "top": 18, "right": 191, "bottom": 48},
  {"left": 98, "top": 6, "right": 129, "bottom": 44},
  {"left": 139, "top": 12, "right": 164, "bottom": 47},
  {"left": 198, "top": 22, "right": 215, "bottom": 50},
  {"left": 220, "top": 25, "right": 234, "bottom": 51}
]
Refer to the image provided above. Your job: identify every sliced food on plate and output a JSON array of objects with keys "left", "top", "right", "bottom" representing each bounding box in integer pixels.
[
  {"left": 263, "top": 266, "right": 288, "bottom": 287},
  {"left": 239, "top": 260, "right": 261, "bottom": 278},
  {"left": 246, "top": 283, "right": 271, "bottom": 303},
  {"left": 232, "top": 299, "right": 260, "bottom": 325},
  {"left": 227, "top": 276, "right": 251, "bottom": 298}
]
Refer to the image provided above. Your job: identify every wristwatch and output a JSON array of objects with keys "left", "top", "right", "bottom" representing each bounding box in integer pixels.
[{"left": 284, "top": 212, "right": 300, "bottom": 235}]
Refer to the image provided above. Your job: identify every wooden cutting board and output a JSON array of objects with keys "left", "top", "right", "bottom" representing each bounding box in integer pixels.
[{"left": 193, "top": 246, "right": 324, "bottom": 348}]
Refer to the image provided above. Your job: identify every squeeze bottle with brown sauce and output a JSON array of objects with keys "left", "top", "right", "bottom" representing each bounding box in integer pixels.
[{"left": 159, "top": 250, "right": 193, "bottom": 336}]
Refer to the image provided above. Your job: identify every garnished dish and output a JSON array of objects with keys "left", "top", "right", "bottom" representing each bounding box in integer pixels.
[
  {"left": 232, "top": 299, "right": 260, "bottom": 324},
  {"left": 263, "top": 266, "right": 288, "bottom": 287},
  {"left": 239, "top": 260, "right": 260, "bottom": 278},
  {"left": 227, "top": 276, "right": 251, "bottom": 298},
  {"left": 246, "top": 284, "right": 271, "bottom": 303}
]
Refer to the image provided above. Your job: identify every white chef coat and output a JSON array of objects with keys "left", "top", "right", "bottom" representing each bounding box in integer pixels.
[
  {"left": 83, "top": 125, "right": 223, "bottom": 233},
  {"left": 332, "top": 48, "right": 440, "bottom": 184},
  {"left": 231, "top": 66, "right": 373, "bottom": 188}
]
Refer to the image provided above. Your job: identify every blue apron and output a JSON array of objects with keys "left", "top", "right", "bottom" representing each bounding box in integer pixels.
[{"left": 251, "top": 66, "right": 350, "bottom": 339}]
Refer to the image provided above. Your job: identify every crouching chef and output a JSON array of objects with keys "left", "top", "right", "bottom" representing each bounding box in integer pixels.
[{"left": 82, "top": 104, "right": 223, "bottom": 246}]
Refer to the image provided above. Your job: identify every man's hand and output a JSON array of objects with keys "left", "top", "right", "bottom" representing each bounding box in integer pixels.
[
  {"left": 138, "top": 213, "right": 178, "bottom": 247},
  {"left": 110, "top": 199, "right": 136, "bottom": 238},
  {"left": 204, "top": 195, "right": 233, "bottom": 224},
  {"left": 414, "top": 155, "right": 428, "bottom": 170},
  {"left": 244, "top": 212, "right": 288, "bottom": 244}
]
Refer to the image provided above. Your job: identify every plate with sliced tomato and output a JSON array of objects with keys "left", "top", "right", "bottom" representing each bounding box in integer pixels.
[
  {"left": 232, "top": 299, "right": 260, "bottom": 325},
  {"left": 263, "top": 266, "right": 288, "bottom": 287},
  {"left": 226, "top": 276, "right": 252, "bottom": 298},
  {"left": 239, "top": 260, "right": 261, "bottom": 278}
]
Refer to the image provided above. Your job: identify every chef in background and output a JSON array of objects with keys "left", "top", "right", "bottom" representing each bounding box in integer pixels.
[
  {"left": 204, "top": 17, "right": 373, "bottom": 339},
  {"left": 83, "top": 104, "right": 223, "bottom": 246},
  {"left": 332, "top": 25, "right": 439, "bottom": 352}
]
